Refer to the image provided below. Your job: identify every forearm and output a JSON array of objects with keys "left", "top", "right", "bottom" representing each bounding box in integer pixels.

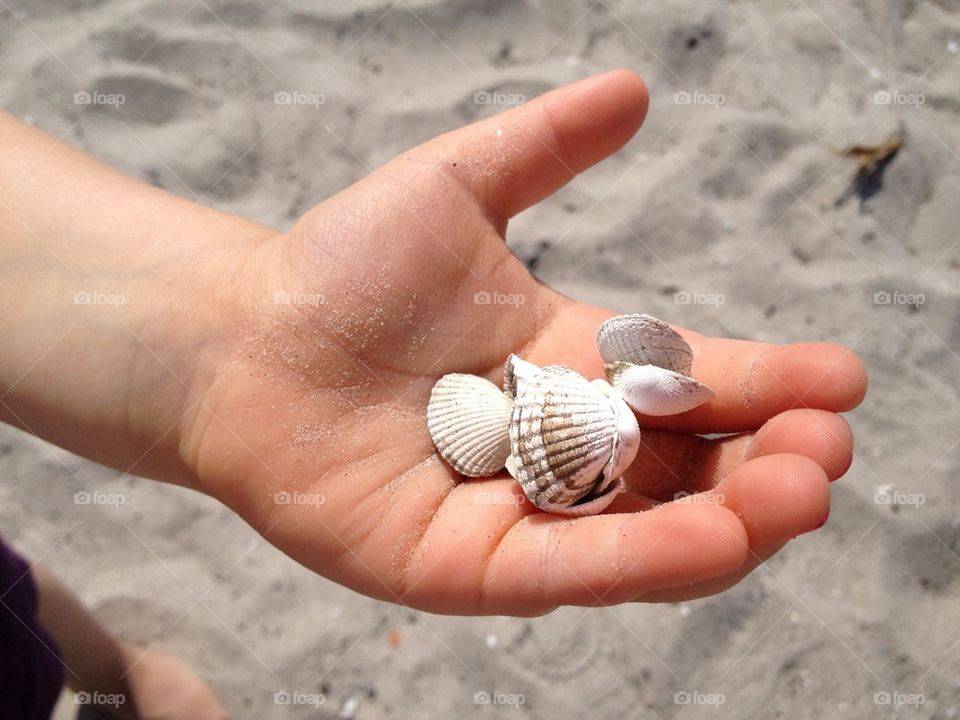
[{"left": 0, "top": 112, "right": 272, "bottom": 487}]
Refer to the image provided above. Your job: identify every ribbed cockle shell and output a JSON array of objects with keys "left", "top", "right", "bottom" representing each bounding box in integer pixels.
[
  {"left": 597, "top": 313, "right": 694, "bottom": 374},
  {"left": 427, "top": 374, "right": 512, "bottom": 477},
  {"left": 506, "top": 365, "right": 640, "bottom": 516}
]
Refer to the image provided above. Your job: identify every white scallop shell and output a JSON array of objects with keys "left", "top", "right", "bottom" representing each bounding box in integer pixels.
[
  {"left": 427, "top": 374, "right": 512, "bottom": 477},
  {"left": 507, "top": 366, "right": 635, "bottom": 515},
  {"left": 503, "top": 354, "right": 541, "bottom": 399},
  {"left": 597, "top": 313, "right": 693, "bottom": 375},
  {"left": 605, "top": 361, "right": 715, "bottom": 416}
]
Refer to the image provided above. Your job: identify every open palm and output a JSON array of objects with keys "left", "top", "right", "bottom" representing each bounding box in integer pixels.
[{"left": 182, "top": 71, "right": 866, "bottom": 615}]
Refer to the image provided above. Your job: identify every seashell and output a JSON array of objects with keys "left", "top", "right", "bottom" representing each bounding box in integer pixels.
[
  {"left": 597, "top": 313, "right": 693, "bottom": 375},
  {"left": 427, "top": 374, "right": 512, "bottom": 477},
  {"left": 503, "top": 354, "right": 541, "bottom": 399},
  {"left": 591, "top": 378, "right": 642, "bottom": 489},
  {"left": 604, "top": 361, "right": 715, "bottom": 416},
  {"left": 507, "top": 366, "right": 640, "bottom": 515},
  {"left": 597, "top": 313, "right": 715, "bottom": 416}
]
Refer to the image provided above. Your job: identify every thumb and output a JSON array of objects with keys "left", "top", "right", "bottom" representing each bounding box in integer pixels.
[{"left": 392, "top": 69, "right": 648, "bottom": 224}]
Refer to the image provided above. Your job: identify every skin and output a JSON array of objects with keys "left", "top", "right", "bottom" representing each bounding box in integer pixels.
[
  {"left": 33, "top": 565, "right": 226, "bottom": 719},
  {"left": 0, "top": 70, "right": 867, "bottom": 624}
]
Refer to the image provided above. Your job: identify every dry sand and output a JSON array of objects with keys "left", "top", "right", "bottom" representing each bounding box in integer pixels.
[{"left": 1, "top": 0, "right": 959, "bottom": 718}]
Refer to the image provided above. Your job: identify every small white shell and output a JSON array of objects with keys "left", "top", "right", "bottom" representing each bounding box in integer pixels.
[
  {"left": 605, "top": 361, "right": 715, "bottom": 416},
  {"left": 507, "top": 366, "right": 638, "bottom": 515},
  {"left": 427, "top": 374, "right": 512, "bottom": 477},
  {"left": 597, "top": 313, "right": 693, "bottom": 375},
  {"left": 503, "top": 354, "right": 541, "bottom": 399},
  {"left": 592, "top": 379, "right": 642, "bottom": 488}
]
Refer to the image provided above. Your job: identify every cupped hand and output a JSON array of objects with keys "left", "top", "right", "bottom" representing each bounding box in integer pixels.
[{"left": 180, "top": 70, "right": 867, "bottom": 615}]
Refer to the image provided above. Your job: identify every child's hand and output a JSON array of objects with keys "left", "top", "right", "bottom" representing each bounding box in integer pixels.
[
  {"left": 176, "top": 71, "right": 866, "bottom": 614},
  {"left": 0, "top": 70, "right": 865, "bottom": 614}
]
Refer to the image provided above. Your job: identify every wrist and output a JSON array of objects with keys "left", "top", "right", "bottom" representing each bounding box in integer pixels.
[
  {"left": 133, "top": 227, "right": 278, "bottom": 489},
  {"left": 0, "top": 215, "right": 272, "bottom": 490},
  {"left": 0, "top": 113, "right": 278, "bottom": 489}
]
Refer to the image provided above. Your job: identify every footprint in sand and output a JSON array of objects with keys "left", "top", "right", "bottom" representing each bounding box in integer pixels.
[
  {"left": 78, "top": 73, "right": 206, "bottom": 125},
  {"left": 503, "top": 614, "right": 608, "bottom": 683},
  {"left": 96, "top": 24, "right": 268, "bottom": 92},
  {"left": 893, "top": 520, "right": 960, "bottom": 594}
]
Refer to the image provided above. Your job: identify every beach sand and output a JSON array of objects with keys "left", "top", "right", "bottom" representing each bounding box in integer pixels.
[{"left": 1, "top": 0, "right": 958, "bottom": 717}]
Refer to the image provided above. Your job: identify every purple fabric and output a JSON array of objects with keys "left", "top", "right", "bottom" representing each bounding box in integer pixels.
[{"left": 0, "top": 537, "right": 63, "bottom": 720}]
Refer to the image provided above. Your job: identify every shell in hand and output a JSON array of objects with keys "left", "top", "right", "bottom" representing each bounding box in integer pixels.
[
  {"left": 503, "top": 353, "right": 541, "bottom": 400},
  {"left": 425, "top": 313, "right": 713, "bottom": 516},
  {"left": 427, "top": 374, "right": 512, "bottom": 477},
  {"left": 597, "top": 313, "right": 693, "bottom": 374},
  {"left": 506, "top": 365, "right": 640, "bottom": 516},
  {"left": 604, "top": 361, "right": 715, "bottom": 416},
  {"left": 597, "top": 314, "right": 715, "bottom": 416}
]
